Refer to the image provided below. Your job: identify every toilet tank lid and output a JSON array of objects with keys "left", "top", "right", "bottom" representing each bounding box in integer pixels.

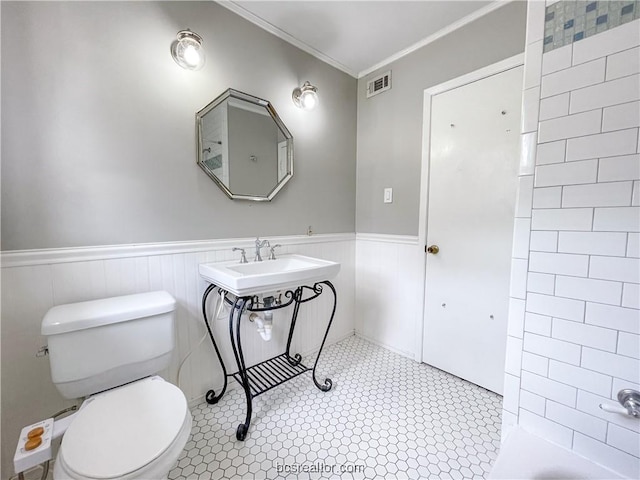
[{"left": 42, "top": 291, "right": 176, "bottom": 336}]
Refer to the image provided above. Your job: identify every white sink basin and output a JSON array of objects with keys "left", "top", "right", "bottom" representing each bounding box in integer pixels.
[{"left": 199, "top": 254, "right": 340, "bottom": 296}]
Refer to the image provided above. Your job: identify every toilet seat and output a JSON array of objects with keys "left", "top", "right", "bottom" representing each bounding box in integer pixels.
[{"left": 55, "top": 377, "right": 191, "bottom": 480}]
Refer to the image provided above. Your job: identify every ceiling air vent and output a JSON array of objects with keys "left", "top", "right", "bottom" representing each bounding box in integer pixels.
[{"left": 366, "top": 71, "right": 391, "bottom": 98}]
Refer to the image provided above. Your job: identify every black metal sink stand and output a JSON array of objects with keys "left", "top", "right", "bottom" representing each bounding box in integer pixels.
[{"left": 201, "top": 281, "right": 337, "bottom": 441}]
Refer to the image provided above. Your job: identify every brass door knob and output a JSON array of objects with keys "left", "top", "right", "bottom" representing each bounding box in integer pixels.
[{"left": 427, "top": 245, "right": 439, "bottom": 254}]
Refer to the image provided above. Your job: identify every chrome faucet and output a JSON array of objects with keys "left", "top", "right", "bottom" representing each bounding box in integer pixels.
[
  {"left": 268, "top": 244, "right": 281, "bottom": 260},
  {"left": 254, "top": 237, "right": 270, "bottom": 262},
  {"left": 232, "top": 247, "right": 248, "bottom": 264}
]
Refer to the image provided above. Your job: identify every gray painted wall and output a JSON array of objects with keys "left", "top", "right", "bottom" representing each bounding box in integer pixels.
[
  {"left": 356, "top": 1, "right": 527, "bottom": 235},
  {"left": 1, "top": 1, "right": 357, "bottom": 251}
]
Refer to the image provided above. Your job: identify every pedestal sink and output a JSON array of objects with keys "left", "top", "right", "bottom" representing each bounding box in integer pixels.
[{"left": 199, "top": 254, "right": 340, "bottom": 296}]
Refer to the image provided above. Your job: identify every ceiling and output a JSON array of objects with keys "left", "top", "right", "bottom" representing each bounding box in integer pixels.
[{"left": 219, "top": 1, "right": 498, "bottom": 78}]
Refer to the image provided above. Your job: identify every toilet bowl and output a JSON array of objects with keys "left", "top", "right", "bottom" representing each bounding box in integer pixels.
[
  {"left": 40, "top": 291, "right": 192, "bottom": 480},
  {"left": 54, "top": 377, "right": 191, "bottom": 480}
]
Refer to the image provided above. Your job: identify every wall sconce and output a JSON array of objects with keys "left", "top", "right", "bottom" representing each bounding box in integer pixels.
[
  {"left": 171, "top": 29, "right": 205, "bottom": 70},
  {"left": 292, "top": 81, "right": 318, "bottom": 110}
]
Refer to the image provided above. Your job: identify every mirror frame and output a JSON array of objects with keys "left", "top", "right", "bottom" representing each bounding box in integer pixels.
[{"left": 196, "top": 89, "right": 294, "bottom": 202}]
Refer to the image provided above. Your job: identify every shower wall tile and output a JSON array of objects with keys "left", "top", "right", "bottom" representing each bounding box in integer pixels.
[
  {"left": 515, "top": 174, "right": 535, "bottom": 217},
  {"left": 536, "top": 139, "right": 566, "bottom": 165},
  {"left": 522, "top": 86, "right": 541, "bottom": 133},
  {"left": 521, "top": 370, "right": 577, "bottom": 407},
  {"left": 593, "top": 206, "right": 640, "bottom": 232},
  {"left": 627, "top": 232, "right": 640, "bottom": 257},
  {"left": 622, "top": 282, "right": 640, "bottom": 308},
  {"left": 512, "top": 218, "right": 532, "bottom": 259},
  {"left": 537, "top": 109, "right": 601, "bottom": 143},
  {"left": 533, "top": 186, "right": 562, "bottom": 208},
  {"left": 562, "top": 181, "right": 633, "bottom": 207},
  {"left": 527, "top": 272, "right": 555, "bottom": 295},
  {"left": 585, "top": 302, "right": 640, "bottom": 334},
  {"left": 524, "top": 40, "right": 544, "bottom": 89},
  {"left": 520, "top": 370, "right": 577, "bottom": 407},
  {"left": 535, "top": 159, "right": 598, "bottom": 186},
  {"left": 617, "top": 332, "right": 640, "bottom": 359},
  {"left": 530, "top": 230, "right": 558, "bottom": 252},
  {"left": 509, "top": 9, "right": 640, "bottom": 474},
  {"left": 520, "top": 132, "right": 537, "bottom": 175},
  {"left": 525, "top": 312, "right": 553, "bottom": 337},
  {"left": 598, "top": 154, "right": 640, "bottom": 182},
  {"left": 557, "top": 231, "right": 628, "bottom": 256},
  {"left": 574, "top": 432, "right": 640, "bottom": 477},
  {"left": 565, "top": 129, "right": 639, "bottom": 162},
  {"left": 540, "top": 57, "right": 605, "bottom": 97},
  {"left": 539, "top": 92, "right": 570, "bottom": 121},
  {"left": 605, "top": 46, "right": 640, "bottom": 80},
  {"left": 519, "top": 409, "right": 573, "bottom": 448},
  {"left": 542, "top": 43, "right": 572, "bottom": 75},
  {"left": 569, "top": 74, "right": 640, "bottom": 114},
  {"left": 602, "top": 101, "right": 640, "bottom": 132},
  {"left": 522, "top": 351, "right": 550, "bottom": 376},
  {"left": 545, "top": 400, "right": 608, "bottom": 440},
  {"left": 607, "top": 423, "right": 640, "bottom": 457},
  {"left": 520, "top": 389, "right": 546, "bottom": 416}
]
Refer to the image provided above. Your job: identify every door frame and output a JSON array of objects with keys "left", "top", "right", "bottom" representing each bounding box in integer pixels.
[{"left": 415, "top": 53, "right": 524, "bottom": 362}]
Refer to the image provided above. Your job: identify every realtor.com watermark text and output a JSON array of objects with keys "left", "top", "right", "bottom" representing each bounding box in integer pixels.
[{"left": 276, "top": 462, "right": 366, "bottom": 474}]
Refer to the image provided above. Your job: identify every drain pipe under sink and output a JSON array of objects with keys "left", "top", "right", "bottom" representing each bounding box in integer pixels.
[{"left": 250, "top": 311, "right": 273, "bottom": 341}]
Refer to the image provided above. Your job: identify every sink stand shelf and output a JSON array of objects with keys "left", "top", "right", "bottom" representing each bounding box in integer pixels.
[{"left": 201, "top": 281, "right": 336, "bottom": 441}]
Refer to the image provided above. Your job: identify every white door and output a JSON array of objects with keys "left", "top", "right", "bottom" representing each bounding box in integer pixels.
[{"left": 422, "top": 66, "right": 523, "bottom": 394}]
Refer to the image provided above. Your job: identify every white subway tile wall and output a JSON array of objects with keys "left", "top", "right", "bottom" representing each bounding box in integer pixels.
[{"left": 504, "top": 4, "right": 640, "bottom": 476}]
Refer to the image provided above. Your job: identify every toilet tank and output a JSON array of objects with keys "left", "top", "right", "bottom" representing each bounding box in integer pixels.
[{"left": 42, "top": 291, "right": 176, "bottom": 399}]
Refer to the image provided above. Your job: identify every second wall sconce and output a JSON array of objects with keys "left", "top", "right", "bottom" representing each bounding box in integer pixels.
[
  {"left": 292, "top": 81, "right": 318, "bottom": 110},
  {"left": 171, "top": 29, "right": 205, "bottom": 70}
]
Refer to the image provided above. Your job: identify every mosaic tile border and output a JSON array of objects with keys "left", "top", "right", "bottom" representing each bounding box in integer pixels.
[{"left": 544, "top": 0, "right": 640, "bottom": 52}]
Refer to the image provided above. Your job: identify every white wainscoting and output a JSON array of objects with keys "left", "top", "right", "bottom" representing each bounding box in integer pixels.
[
  {"left": 0, "top": 234, "right": 355, "bottom": 476},
  {"left": 355, "top": 233, "right": 425, "bottom": 360}
]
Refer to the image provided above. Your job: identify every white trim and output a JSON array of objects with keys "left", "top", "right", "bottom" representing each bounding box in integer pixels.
[
  {"left": 218, "top": 1, "right": 513, "bottom": 80},
  {"left": 0, "top": 233, "right": 355, "bottom": 268},
  {"left": 354, "top": 332, "right": 418, "bottom": 362},
  {"left": 356, "top": 233, "right": 419, "bottom": 245},
  {"left": 357, "top": 1, "right": 512, "bottom": 79},
  {"left": 217, "top": 1, "right": 358, "bottom": 78},
  {"left": 416, "top": 53, "right": 525, "bottom": 361}
]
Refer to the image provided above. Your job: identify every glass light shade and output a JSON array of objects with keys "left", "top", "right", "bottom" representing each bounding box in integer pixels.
[
  {"left": 171, "top": 30, "right": 205, "bottom": 70},
  {"left": 292, "top": 81, "right": 318, "bottom": 110}
]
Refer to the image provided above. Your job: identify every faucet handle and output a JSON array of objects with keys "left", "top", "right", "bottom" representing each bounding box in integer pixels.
[
  {"left": 232, "top": 247, "right": 248, "bottom": 264},
  {"left": 269, "top": 244, "right": 282, "bottom": 260}
]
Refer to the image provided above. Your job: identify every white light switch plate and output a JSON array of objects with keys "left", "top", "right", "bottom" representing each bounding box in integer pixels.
[{"left": 384, "top": 188, "right": 393, "bottom": 203}]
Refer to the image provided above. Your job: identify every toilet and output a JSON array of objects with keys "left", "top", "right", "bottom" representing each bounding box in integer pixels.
[{"left": 41, "top": 291, "right": 192, "bottom": 479}]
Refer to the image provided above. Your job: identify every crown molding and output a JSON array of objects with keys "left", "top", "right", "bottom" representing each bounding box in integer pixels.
[
  {"left": 217, "top": 1, "right": 359, "bottom": 78},
  {"left": 358, "top": 1, "right": 512, "bottom": 78},
  {"left": 217, "top": 1, "right": 512, "bottom": 81}
]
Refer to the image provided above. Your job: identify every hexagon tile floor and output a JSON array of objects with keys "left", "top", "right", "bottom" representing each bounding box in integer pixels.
[{"left": 168, "top": 335, "right": 503, "bottom": 479}]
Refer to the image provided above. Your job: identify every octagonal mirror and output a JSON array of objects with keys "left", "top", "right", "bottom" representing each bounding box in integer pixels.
[{"left": 196, "top": 89, "right": 293, "bottom": 201}]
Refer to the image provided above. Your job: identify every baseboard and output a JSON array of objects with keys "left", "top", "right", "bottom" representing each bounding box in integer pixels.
[{"left": 354, "top": 332, "right": 418, "bottom": 362}]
